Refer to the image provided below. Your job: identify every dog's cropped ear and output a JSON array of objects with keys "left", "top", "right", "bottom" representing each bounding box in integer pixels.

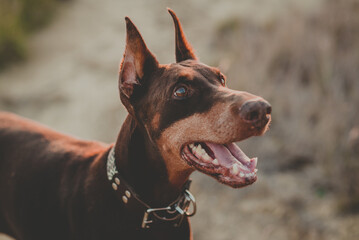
[
  {"left": 168, "top": 8, "right": 197, "bottom": 63},
  {"left": 119, "top": 17, "right": 159, "bottom": 98}
]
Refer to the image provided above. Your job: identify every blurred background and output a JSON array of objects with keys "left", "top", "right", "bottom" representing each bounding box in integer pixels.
[{"left": 1, "top": 0, "right": 359, "bottom": 239}]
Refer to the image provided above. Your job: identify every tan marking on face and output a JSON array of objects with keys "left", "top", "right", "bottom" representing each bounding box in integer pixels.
[
  {"left": 156, "top": 87, "right": 269, "bottom": 187},
  {"left": 177, "top": 70, "right": 195, "bottom": 80},
  {"left": 156, "top": 99, "right": 251, "bottom": 186},
  {"left": 151, "top": 113, "right": 160, "bottom": 131}
]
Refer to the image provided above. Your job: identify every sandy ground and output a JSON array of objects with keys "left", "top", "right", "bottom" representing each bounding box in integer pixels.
[{"left": 2, "top": 0, "right": 358, "bottom": 239}]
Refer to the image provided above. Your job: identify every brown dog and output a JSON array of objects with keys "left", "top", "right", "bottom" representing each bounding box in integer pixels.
[{"left": 0, "top": 9, "right": 271, "bottom": 240}]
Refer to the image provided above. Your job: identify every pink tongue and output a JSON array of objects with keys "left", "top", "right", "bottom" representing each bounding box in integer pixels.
[
  {"left": 206, "top": 142, "right": 250, "bottom": 168},
  {"left": 225, "top": 143, "right": 251, "bottom": 163}
]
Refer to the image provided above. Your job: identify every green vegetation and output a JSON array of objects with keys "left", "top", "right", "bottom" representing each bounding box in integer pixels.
[{"left": 0, "top": 0, "right": 66, "bottom": 70}]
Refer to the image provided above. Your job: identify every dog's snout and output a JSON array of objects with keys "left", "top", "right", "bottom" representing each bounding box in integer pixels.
[{"left": 239, "top": 100, "right": 272, "bottom": 124}]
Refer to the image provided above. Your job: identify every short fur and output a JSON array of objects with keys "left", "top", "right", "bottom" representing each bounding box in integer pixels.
[{"left": 0, "top": 9, "right": 271, "bottom": 240}]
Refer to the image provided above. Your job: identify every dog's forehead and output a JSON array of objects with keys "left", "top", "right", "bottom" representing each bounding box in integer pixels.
[{"left": 161, "top": 60, "right": 220, "bottom": 82}]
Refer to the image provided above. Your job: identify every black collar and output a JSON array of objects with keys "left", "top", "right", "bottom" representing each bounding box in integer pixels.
[{"left": 106, "top": 147, "right": 196, "bottom": 229}]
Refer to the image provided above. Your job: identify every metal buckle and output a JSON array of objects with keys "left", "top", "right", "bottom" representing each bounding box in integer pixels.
[
  {"left": 141, "top": 206, "right": 171, "bottom": 228},
  {"left": 141, "top": 189, "right": 197, "bottom": 229},
  {"left": 177, "top": 190, "right": 196, "bottom": 217}
]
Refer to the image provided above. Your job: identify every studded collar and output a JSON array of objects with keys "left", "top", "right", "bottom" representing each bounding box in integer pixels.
[{"left": 106, "top": 147, "right": 196, "bottom": 229}]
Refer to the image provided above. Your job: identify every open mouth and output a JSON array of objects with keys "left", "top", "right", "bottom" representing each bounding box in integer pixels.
[{"left": 181, "top": 142, "right": 258, "bottom": 188}]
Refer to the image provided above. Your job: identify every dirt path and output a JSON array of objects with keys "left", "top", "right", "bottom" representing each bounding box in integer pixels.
[{"left": 0, "top": 0, "right": 328, "bottom": 239}]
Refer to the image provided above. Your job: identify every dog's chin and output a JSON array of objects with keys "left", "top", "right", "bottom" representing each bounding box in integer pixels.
[{"left": 181, "top": 141, "right": 258, "bottom": 188}]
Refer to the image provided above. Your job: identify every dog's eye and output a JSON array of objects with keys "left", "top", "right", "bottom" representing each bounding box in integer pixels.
[
  {"left": 220, "top": 75, "right": 226, "bottom": 86},
  {"left": 174, "top": 86, "right": 188, "bottom": 99}
]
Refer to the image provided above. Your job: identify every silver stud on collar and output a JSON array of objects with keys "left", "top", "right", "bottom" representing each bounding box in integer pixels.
[
  {"left": 112, "top": 183, "right": 118, "bottom": 191},
  {"left": 122, "top": 196, "right": 128, "bottom": 204},
  {"left": 115, "top": 177, "right": 120, "bottom": 185},
  {"left": 125, "top": 190, "right": 131, "bottom": 198}
]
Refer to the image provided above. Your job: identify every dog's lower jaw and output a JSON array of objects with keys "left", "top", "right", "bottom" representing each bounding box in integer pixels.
[
  {"left": 165, "top": 157, "right": 195, "bottom": 190},
  {"left": 155, "top": 141, "right": 196, "bottom": 190}
]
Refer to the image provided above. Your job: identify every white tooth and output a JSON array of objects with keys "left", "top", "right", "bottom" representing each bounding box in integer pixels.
[
  {"left": 238, "top": 164, "right": 249, "bottom": 172},
  {"left": 252, "top": 157, "right": 258, "bottom": 167},
  {"left": 240, "top": 172, "right": 244, "bottom": 177},
  {"left": 195, "top": 148, "right": 202, "bottom": 156},
  {"left": 194, "top": 148, "right": 200, "bottom": 154},
  {"left": 245, "top": 173, "right": 250, "bottom": 178},
  {"left": 254, "top": 169, "right": 258, "bottom": 173},
  {"left": 203, "top": 153, "right": 212, "bottom": 160},
  {"left": 212, "top": 159, "right": 219, "bottom": 165},
  {"left": 197, "top": 144, "right": 203, "bottom": 151},
  {"left": 232, "top": 164, "right": 239, "bottom": 175},
  {"left": 189, "top": 143, "right": 194, "bottom": 148},
  {"left": 203, "top": 154, "right": 211, "bottom": 162}
]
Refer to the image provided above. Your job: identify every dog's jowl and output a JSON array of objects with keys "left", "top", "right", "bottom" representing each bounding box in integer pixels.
[{"left": 0, "top": 9, "right": 271, "bottom": 240}]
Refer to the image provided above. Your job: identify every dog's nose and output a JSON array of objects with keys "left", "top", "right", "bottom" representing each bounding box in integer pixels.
[{"left": 239, "top": 100, "right": 272, "bottom": 126}]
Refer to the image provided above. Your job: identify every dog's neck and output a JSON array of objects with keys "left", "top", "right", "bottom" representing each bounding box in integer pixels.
[{"left": 114, "top": 115, "right": 189, "bottom": 207}]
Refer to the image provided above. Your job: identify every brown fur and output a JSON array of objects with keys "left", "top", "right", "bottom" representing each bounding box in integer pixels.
[{"left": 0, "top": 9, "right": 271, "bottom": 240}]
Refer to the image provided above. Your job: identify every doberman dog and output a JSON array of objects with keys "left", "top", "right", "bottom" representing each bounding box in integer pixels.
[{"left": 0, "top": 9, "right": 271, "bottom": 240}]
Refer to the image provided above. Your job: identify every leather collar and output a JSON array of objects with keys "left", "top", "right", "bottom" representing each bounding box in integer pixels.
[{"left": 106, "top": 147, "right": 196, "bottom": 229}]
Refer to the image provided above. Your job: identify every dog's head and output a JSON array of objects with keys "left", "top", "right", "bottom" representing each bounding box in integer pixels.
[{"left": 118, "top": 9, "right": 271, "bottom": 188}]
